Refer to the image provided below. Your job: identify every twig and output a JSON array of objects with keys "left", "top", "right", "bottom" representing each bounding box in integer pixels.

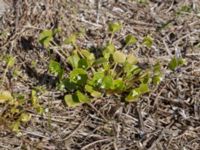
[
  {"left": 61, "top": 116, "right": 88, "bottom": 141},
  {"left": 81, "top": 138, "right": 112, "bottom": 150},
  {"left": 0, "top": 144, "right": 12, "bottom": 149},
  {"left": 77, "top": 17, "right": 102, "bottom": 28},
  {"left": 136, "top": 104, "right": 145, "bottom": 132},
  {"left": 87, "top": 103, "right": 108, "bottom": 122},
  {"left": 173, "top": 30, "right": 200, "bottom": 46},
  {"left": 96, "top": 0, "right": 102, "bottom": 24},
  {"left": 23, "top": 130, "right": 51, "bottom": 140},
  {"left": 162, "top": 38, "right": 173, "bottom": 57}
]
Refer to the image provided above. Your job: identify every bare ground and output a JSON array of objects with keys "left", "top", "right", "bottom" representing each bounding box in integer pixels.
[{"left": 0, "top": 0, "right": 200, "bottom": 149}]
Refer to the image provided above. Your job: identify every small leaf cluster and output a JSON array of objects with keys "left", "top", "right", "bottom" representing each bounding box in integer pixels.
[
  {"left": 168, "top": 57, "right": 186, "bottom": 71},
  {"left": 0, "top": 89, "right": 44, "bottom": 132},
  {"left": 0, "top": 91, "right": 31, "bottom": 132}
]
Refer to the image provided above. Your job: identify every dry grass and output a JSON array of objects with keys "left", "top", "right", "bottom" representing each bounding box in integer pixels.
[{"left": 0, "top": 0, "right": 200, "bottom": 149}]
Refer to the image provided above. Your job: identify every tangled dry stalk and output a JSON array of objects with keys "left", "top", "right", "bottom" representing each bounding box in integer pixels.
[{"left": 0, "top": 0, "right": 200, "bottom": 149}]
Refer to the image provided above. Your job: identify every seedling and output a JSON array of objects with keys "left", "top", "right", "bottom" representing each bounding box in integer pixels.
[
  {"left": 0, "top": 90, "right": 33, "bottom": 132},
  {"left": 168, "top": 57, "right": 186, "bottom": 71},
  {"left": 1, "top": 55, "right": 15, "bottom": 85},
  {"left": 108, "top": 22, "right": 122, "bottom": 43},
  {"left": 143, "top": 35, "right": 153, "bottom": 48}
]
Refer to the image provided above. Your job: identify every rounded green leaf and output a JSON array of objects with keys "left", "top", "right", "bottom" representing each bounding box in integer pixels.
[
  {"left": 76, "top": 91, "right": 90, "bottom": 103},
  {"left": 67, "top": 54, "right": 80, "bottom": 69},
  {"left": 35, "top": 106, "right": 44, "bottom": 115},
  {"left": 60, "top": 78, "right": 78, "bottom": 91},
  {"left": 88, "top": 71, "right": 104, "bottom": 87},
  {"left": 140, "top": 71, "right": 151, "bottom": 84},
  {"left": 20, "top": 113, "right": 32, "bottom": 122},
  {"left": 49, "top": 60, "right": 63, "bottom": 78},
  {"left": 137, "top": 83, "right": 149, "bottom": 94},
  {"left": 108, "top": 22, "right": 122, "bottom": 33},
  {"left": 80, "top": 50, "right": 95, "bottom": 61},
  {"left": 126, "top": 54, "right": 138, "bottom": 65},
  {"left": 168, "top": 57, "right": 186, "bottom": 71},
  {"left": 152, "top": 75, "right": 163, "bottom": 85},
  {"left": 64, "top": 94, "right": 80, "bottom": 107},
  {"left": 69, "top": 68, "right": 88, "bottom": 86},
  {"left": 126, "top": 83, "right": 149, "bottom": 102},
  {"left": 69, "top": 68, "right": 87, "bottom": 78},
  {"left": 103, "top": 43, "right": 115, "bottom": 60},
  {"left": 0, "top": 90, "right": 13, "bottom": 103},
  {"left": 6, "top": 55, "right": 15, "bottom": 68},
  {"left": 10, "top": 121, "right": 20, "bottom": 133},
  {"left": 78, "top": 59, "right": 89, "bottom": 69},
  {"left": 38, "top": 30, "right": 53, "bottom": 48},
  {"left": 93, "top": 58, "right": 108, "bottom": 66},
  {"left": 113, "top": 51, "right": 126, "bottom": 64},
  {"left": 101, "top": 76, "right": 113, "bottom": 89},
  {"left": 126, "top": 90, "right": 139, "bottom": 102},
  {"left": 112, "top": 79, "right": 125, "bottom": 91},
  {"left": 85, "top": 85, "right": 101, "bottom": 98},
  {"left": 124, "top": 64, "right": 141, "bottom": 78},
  {"left": 64, "top": 34, "right": 77, "bottom": 45},
  {"left": 152, "top": 62, "right": 163, "bottom": 85},
  {"left": 125, "top": 35, "right": 137, "bottom": 46},
  {"left": 143, "top": 36, "right": 153, "bottom": 48}
]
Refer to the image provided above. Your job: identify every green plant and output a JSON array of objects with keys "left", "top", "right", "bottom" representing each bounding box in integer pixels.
[
  {"left": 0, "top": 89, "right": 44, "bottom": 133},
  {"left": 168, "top": 57, "right": 186, "bottom": 71},
  {"left": 143, "top": 35, "right": 153, "bottom": 48},
  {"left": 0, "top": 91, "right": 32, "bottom": 132},
  {"left": 1, "top": 55, "right": 16, "bottom": 85},
  {"left": 108, "top": 22, "right": 122, "bottom": 43},
  {"left": 176, "top": 5, "right": 192, "bottom": 15},
  {"left": 39, "top": 23, "right": 166, "bottom": 107},
  {"left": 38, "top": 28, "right": 61, "bottom": 48}
]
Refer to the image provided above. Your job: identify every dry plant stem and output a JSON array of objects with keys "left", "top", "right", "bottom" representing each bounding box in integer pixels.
[
  {"left": 136, "top": 104, "right": 145, "bottom": 132},
  {"left": 81, "top": 138, "right": 112, "bottom": 150},
  {"left": 87, "top": 103, "right": 108, "bottom": 122},
  {"left": 1, "top": 67, "right": 8, "bottom": 86},
  {"left": 162, "top": 38, "right": 172, "bottom": 57},
  {"left": 173, "top": 29, "right": 200, "bottom": 46},
  {"left": 76, "top": 17, "right": 102, "bottom": 28},
  {"left": 109, "top": 33, "right": 114, "bottom": 44},
  {"left": 0, "top": 144, "right": 10, "bottom": 149},
  {"left": 31, "top": 113, "right": 70, "bottom": 124},
  {"left": 96, "top": 0, "right": 102, "bottom": 24},
  {"left": 152, "top": 83, "right": 168, "bottom": 108},
  {"left": 23, "top": 130, "right": 51, "bottom": 140},
  {"left": 61, "top": 116, "right": 88, "bottom": 141}
]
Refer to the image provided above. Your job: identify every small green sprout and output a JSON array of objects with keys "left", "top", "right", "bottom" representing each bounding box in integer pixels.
[
  {"left": 108, "top": 22, "right": 122, "bottom": 43},
  {"left": 143, "top": 35, "right": 153, "bottom": 48},
  {"left": 49, "top": 60, "right": 63, "bottom": 79},
  {"left": 67, "top": 53, "right": 80, "bottom": 69},
  {"left": 1, "top": 55, "right": 16, "bottom": 85},
  {"left": 64, "top": 33, "right": 77, "bottom": 46},
  {"left": 125, "top": 34, "right": 137, "bottom": 46},
  {"left": 108, "top": 22, "right": 122, "bottom": 34},
  {"left": 0, "top": 90, "right": 14, "bottom": 104},
  {"left": 113, "top": 51, "right": 126, "bottom": 64},
  {"left": 168, "top": 57, "right": 186, "bottom": 71},
  {"left": 39, "top": 29, "right": 53, "bottom": 48}
]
